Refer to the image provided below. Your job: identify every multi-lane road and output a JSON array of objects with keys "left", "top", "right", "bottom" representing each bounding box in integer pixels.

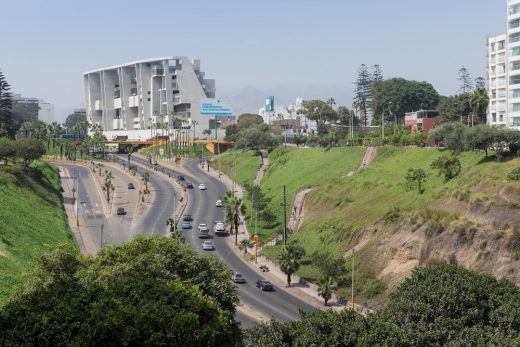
[{"left": 62, "top": 155, "right": 316, "bottom": 326}]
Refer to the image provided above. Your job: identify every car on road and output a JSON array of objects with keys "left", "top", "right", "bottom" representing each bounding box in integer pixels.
[
  {"left": 127, "top": 183, "right": 135, "bottom": 189},
  {"left": 184, "top": 182, "right": 194, "bottom": 189},
  {"left": 232, "top": 272, "right": 246, "bottom": 283},
  {"left": 183, "top": 214, "right": 193, "bottom": 221},
  {"left": 177, "top": 175, "right": 185, "bottom": 181},
  {"left": 181, "top": 221, "right": 192, "bottom": 229},
  {"left": 198, "top": 183, "right": 207, "bottom": 190},
  {"left": 198, "top": 223, "right": 208, "bottom": 231},
  {"left": 202, "top": 240, "right": 214, "bottom": 250},
  {"left": 215, "top": 199, "right": 223, "bottom": 207},
  {"left": 198, "top": 229, "right": 209, "bottom": 239},
  {"left": 116, "top": 207, "right": 126, "bottom": 215},
  {"left": 256, "top": 280, "right": 273, "bottom": 291},
  {"left": 214, "top": 221, "right": 228, "bottom": 236}
]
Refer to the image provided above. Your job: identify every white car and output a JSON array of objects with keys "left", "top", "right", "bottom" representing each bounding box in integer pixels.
[
  {"left": 202, "top": 240, "right": 214, "bottom": 250},
  {"left": 214, "top": 222, "right": 225, "bottom": 232},
  {"left": 215, "top": 199, "right": 223, "bottom": 207},
  {"left": 198, "top": 183, "right": 207, "bottom": 190},
  {"left": 198, "top": 223, "right": 209, "bottom": 231},
  {"left": 232, "top": 272, "right": 246, "bottom": 283}
]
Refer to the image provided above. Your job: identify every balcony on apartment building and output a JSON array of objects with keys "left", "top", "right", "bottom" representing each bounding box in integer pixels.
[{"left": 152, "top": 66, "right": 164, "bottom": 76}]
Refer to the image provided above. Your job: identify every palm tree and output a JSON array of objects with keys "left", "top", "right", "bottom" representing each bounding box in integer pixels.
[
  {"left": 48, "top": 121, "right": 62, "bottom": 158},
  {"left": 203, "top": 129, "right": 212, "bottom": 141},
  {"left": 239, "top": 239, "right": 250, "bottom": 255},
  {"left": 469, "top": 87, "right": 489, "bottom": 127},
  {"left": 317, "top": 276, "right": 338, "bottom": 306},
  {"left": 166, "top": 217, "right": 176, "bottom": 234},
  {"left": 223, "top": 192, "right": 244, "bottom": 245},
  {"left": 142, "top": 171, "right": 150, "bottom": 191},
  {"left": 138, "top": 190, "right": 145, "bottom": 203},
  {"left": 102, "top": 178, "right": 115, "bottom": 203},
  {"left": 278, "top": 246, "right": 303, "bottom": 287},
  {"left": 20, "top": 121, "right": 33, "bottom": 137}
]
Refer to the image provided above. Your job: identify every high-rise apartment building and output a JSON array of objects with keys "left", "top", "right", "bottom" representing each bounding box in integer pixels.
[
  {"left": 487, "top": 1, "right": 520, "bottom": 129},
  {"left": 12, "top": 93, "right": 54, "bottom": 124},
  {"left": 83, "top": 57, "right": 217, "bottom": 140}
]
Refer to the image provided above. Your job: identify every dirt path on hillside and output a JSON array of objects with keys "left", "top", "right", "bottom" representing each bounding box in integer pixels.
[{"left": 254, "top": 151, "right": 269, "bottom": 185}]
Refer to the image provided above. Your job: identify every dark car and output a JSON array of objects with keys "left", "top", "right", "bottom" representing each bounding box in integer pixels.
[
  {"left": 127, "top": 183, "right": 135, "bottom": 189},
  {"left": 186, "top": 182, "right": 194, "bottom": 189},
  {"left": 116, "top": 207, "right": 126, "bottom": 215},
  {"left": 177, "top": 175, "right": 185, "bottom": 181},
  {"left": 256, "top": 280, "right": 273, "bottom": 291},
  {"left": 183, "top": 214, "right": 193, "bottom": 221}
]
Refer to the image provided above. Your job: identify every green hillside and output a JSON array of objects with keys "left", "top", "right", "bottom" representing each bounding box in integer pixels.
[
  {"left": 217, "top": 147, "right": 365, "bottom": 239},
  {"left": 0, "top": 161, "right": 76, "bottom": 305}
]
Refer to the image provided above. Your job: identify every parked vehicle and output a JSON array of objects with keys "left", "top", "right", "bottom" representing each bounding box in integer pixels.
[
  {"left": 127, "top": 183, "right": 135, "bottom": 189},
  {"left": 116, "top": 207, "right": 126, "bottom": 215},
  {"left": 256, "top": 280, "right": 273, "bottom": 291}
]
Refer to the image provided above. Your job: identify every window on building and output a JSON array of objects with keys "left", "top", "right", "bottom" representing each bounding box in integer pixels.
[
  {"left": 492, "top": 91, "right": 497, "bottom": 99},
  {"left": 510, "top": 18, "right": 520, "bottom": 29},
  {"left": 511, "top": 88, "right": 520, "bottom": 99},
  {"left": 510, "top": 47, "right": 520, "bottom": 57},
  {"left": 492, "top": 113, "right": 497, "bottom": 122},
  {"left": 510, "top": 4, "right": 520, "bottom": 15},
  {"left": 511, "top": 117, "right": 520, "bottom": 126},
  {"left": 510, "top": 76, "right": 520, "bottom": 85},
  {"left": 500, "top": 114, "right": 504, "bottom": 122},
  {"left": 491, "top": 43, "right": 496, "bottom": 52},
  {"left": 511, "top": 32, "right": 520, "bottom": 44},
  {"left": 510, "top": 103, "right": 520, "bottom": 113},
  {"left": 499, "top": 89, "right": 507, "bottom": 98},
  {"left": 499, "top": 40, "right": 506, "bottom": 50}
]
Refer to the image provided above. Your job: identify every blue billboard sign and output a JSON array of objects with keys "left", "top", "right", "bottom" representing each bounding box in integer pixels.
[
  {"left": 265, "top": 96, "right": 274, "bottom": 112},
  {"left": 200, "top": 99, "right": 233, "bottom": 116}
]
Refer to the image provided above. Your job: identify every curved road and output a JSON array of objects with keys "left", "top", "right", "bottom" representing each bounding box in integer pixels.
[{"left": 124, "top": 155, "right": 316, "bottom": 325}]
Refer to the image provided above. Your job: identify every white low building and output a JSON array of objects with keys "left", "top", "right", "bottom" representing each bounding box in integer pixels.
[{"left": 258, "top": 97, "right": 317, "bottom": 135}]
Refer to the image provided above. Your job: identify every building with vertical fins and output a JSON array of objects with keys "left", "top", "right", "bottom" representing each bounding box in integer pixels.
[{"left": 83, "top": 57, "right": 217, "bottom": 140}]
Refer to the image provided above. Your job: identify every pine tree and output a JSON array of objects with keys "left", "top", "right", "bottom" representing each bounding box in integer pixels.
[
  {"left": 458, "top": 66, "right": 474, "bottom": 94},
  {"left": 0, "top": 70, "right": 13, "bottom": 138},
  {"left": 474, "top": 76, "right": 486, "bottom": 89},
  {"left": 372, "top": 64, "right": 384, "bottom": 85},
  {"left": 353, "top": 64, "right": 372, "bottom": 127}
]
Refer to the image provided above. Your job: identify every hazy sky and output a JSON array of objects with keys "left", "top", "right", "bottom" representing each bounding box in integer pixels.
[{"left": 0, "top": 0, "right": 505, "bottom": 121}]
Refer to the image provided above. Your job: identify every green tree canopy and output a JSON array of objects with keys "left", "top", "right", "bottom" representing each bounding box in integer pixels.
[
  {"left": 298, "top": 100, "right": 338, "bottom": 127},
  {"left": 236, "top": 125, "right": 280, "bottom": 150},
  {"left": 0, "top": 137, "right": 15, "bottom": 164},
  {"left": 436, "top": 93, "right": 472, "bottom": 124},
  {"left": 372, "top": 78, "right": 440, "bottom": 124},
  {"left": 237, "top": 113, "right": 264, "bottom": 130},
  {"left": 14, "top": 138, "right": 45, "bottom": 167},
  {"left": 0, "top": 236, "right": 240, "bottom": 346}
]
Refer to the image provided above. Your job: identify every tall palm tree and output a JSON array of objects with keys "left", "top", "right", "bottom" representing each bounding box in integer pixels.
[
  {"left": 142, "top": 171, "right": 150, "bottom": 191},
  {"left": 317, "top": 276, "right": 338, "bottom": 306},
  {"left": 278, "top": 246, "right": 303, "bottom": 287},
  {"left": 102, "top": 179, "right": 114, "bottom": 203},
  {"left": 223, "top": 191, "right": 244, "bottom": 245},
  {"left": 469, "top": 87, "right": 489, "bottom": 127},
  {"left": 20, "top": 121, "right": 33, "bottom": 137},
  {"left": 48, "top": 121, "right": 62, "bottom": 158}
]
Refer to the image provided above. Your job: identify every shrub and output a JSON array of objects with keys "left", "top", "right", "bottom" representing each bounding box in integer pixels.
[
  {"left": 383, "top": 207, "right": 401, "bottom": 223},
  {"left": 508, "top": 167, "right": 520, "bottom": 181},
  {"left": 431, "top": 155, "right": 462, "bottom": 182}
]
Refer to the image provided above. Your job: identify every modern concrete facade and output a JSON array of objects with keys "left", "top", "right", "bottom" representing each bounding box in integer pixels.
[
  {"left": 12, "top": 93, "right": 54, "bottom": 124},
  {"left": 259, "top": 98, "right": 317, "bottom": 135},
  {"left": 487, "top": 1, "right": 520, "bottom": 129},
  {"left": 83, "top": 57, "right": 216, "bottom": 140}
]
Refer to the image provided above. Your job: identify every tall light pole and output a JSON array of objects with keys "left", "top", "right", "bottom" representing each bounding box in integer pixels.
[{"left": 352, "top": 249, "right": 355, "bottom": 310}]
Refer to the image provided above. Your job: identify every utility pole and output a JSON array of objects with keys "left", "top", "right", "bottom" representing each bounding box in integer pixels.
[
  {"left": 283, "top": 185, "right": 287, "bottom": 246},
  {"left": 75, "top": 169, "right": 79, "bottom": 227},
  {"left": 255, "top": 209, "right": 258, "bottom": 263},
  {"left": 381, "top": 111, "right": 385, "bottom": 145},
  {"left": 352, "top": 249, "right": 355, "bottom": 311}
]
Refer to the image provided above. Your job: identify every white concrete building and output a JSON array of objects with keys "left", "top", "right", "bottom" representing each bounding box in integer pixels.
[
  {"left": 487, "top": 1, "right": 520, "bottom": 129},
  {"left": 259, "top": 98, "right": 317, "bottom": 135},
  {"left": 83, "top": 57, "right": 216, "bottom": 140}
]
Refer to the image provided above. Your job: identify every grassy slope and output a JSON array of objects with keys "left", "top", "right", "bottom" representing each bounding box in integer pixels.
[
  {"left": 0, "top": 162, "right": 76, "bottom": 305},
  {"left": 289, "top": 147, "right": 520, "bottom": 300},
  {"left": 217, "top": 147, "right": 365, "bottom": 240}
]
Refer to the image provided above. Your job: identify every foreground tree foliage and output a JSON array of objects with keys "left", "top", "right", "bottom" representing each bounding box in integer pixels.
[
  {"left": 0, "top": 236, "right": 241, "bottom": 347},
  {"left": 244, "top": 264, "right": 520, "bottom": 347}
]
